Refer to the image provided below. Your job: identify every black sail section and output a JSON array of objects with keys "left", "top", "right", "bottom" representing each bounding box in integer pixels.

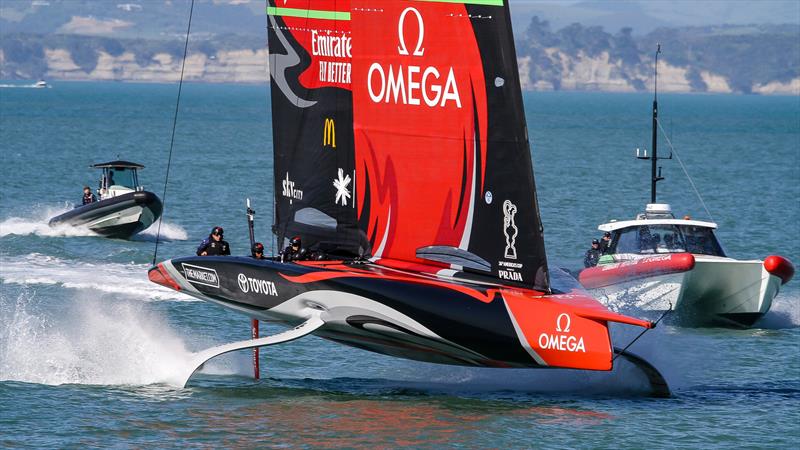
[
  {"left": 267, "top": 1, "right": 368, "bottom": 257},
  {"left": 465, "top": 2, "right": 550, "bottom": 291}
]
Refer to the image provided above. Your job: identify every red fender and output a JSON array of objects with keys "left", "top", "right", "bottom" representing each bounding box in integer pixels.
[{"left": 764, "top": 255, "right": 795, "bottom": 285}]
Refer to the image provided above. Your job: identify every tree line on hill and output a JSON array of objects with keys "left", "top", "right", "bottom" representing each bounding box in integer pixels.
[{"left": 2, "top": 16, "right": 798, "bottom": 93}]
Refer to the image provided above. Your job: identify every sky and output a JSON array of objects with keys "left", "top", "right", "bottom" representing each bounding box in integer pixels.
[
  {"left": 1, "top": 0, "right": 799, "bottom": 38},
  {"left": 508, "top": 0, "right": 800, "bottom": 34}
]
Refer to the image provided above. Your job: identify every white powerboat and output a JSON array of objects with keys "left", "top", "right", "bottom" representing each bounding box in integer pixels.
[
  {"left": 579, "top": 46, "right": 794, "bottom": 328},
  {"left": 579, "top": 203, "right": 794, "bottom": 327}
]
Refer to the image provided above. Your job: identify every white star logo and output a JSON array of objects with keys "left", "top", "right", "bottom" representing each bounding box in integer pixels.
[{"left": 333, "top": 168, "right": 351, "bottom": 206}]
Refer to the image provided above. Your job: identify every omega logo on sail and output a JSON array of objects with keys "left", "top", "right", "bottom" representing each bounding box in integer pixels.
[
  {"left": 538, "top": 313, "right": 586, "bottom": 353},
  {"left": 367, "top": 6, "right": 462, "bottom": 108}
]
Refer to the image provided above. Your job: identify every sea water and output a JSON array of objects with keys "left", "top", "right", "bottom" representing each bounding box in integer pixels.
[{"left": 1, "top": 82, "right": 798, "bottom": 448}]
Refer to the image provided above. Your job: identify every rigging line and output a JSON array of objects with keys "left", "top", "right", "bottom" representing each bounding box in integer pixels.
[
  {"left": 152, "top": 0, "right": 195, "bottom": 266},
  {"left": 656, "top": 117, "right": 715, "bottom": 223},
  {"left": 612, "top": 304, "right": 672, "bottom": 362}
]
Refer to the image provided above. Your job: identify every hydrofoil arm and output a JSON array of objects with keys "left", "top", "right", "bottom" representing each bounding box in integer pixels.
[{"left": 180, "top": 312, "right": 324, "bottom": 387}]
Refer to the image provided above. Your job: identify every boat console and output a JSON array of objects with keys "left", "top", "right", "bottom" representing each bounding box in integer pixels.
[{"left": 92, "top": 161, "right": 145, "bottom": 200}]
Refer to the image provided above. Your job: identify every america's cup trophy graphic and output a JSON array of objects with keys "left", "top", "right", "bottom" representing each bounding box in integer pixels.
[{"left": 503, "top": 200, "right": 518, "bottom": 259}]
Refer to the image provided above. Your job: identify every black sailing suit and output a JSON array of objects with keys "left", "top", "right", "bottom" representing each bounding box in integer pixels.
[{"left": 197, "top": 237, "right": 230, "bottom": 256}]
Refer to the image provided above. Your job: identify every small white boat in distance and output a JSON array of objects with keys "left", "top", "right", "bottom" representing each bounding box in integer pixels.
[
  {"left": 579, "top": 205, "right": 794, "bottom": 327},
  {"left": 33, "top": 80, "right": 48, "bottom": 88}
]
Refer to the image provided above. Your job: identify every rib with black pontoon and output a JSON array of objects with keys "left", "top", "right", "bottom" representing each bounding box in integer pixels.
[
  {"left": 149, "top": 0, "right": 669, "bottom": 395},
  {"left": 49, "top": 161, "right": 163, "bottom": 239}
]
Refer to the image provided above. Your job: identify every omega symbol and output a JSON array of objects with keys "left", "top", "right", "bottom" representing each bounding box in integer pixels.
[
  {"left": 556, "top": 313, "right": 571, "bottom": 333},
  {"left": 397, "top": 7, "right": 424, "bottom": 56}
]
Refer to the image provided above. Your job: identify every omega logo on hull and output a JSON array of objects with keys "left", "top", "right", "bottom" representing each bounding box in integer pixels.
[{"left": 538, "top": 313, "right": 586, "bottom": 353}]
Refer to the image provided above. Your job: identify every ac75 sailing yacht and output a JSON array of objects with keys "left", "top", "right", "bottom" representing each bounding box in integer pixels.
[{"left": 149, "top": 0, "right": 669, "bottom": 395}]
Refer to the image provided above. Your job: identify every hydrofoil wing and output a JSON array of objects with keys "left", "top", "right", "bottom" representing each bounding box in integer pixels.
[{"left": 179, "top": 311, "right": 324, "bottom": 387}]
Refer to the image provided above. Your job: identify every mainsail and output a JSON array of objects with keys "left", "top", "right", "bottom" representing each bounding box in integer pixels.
[{"left": 268, "top": 0, "right": 549, "bottom": 290}]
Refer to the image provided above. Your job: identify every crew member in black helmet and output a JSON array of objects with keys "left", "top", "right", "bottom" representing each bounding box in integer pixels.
[
  {"left": 252, "top": 242, "right": 266, "bottom": 260},
  {"left": 197, "top": 226, "right": 230, "bottom": 256},
  {"left": 281, "top": 235, "right": 307, "bottom": 262},
  {"left": 584, "top": 239, "right": 602, "bottom": 268}
]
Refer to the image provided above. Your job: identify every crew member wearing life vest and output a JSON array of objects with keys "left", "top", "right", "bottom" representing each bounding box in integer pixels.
[
  {"left": 197, "top": 226, "right": 231, "bottom": 256},
  {"left": 281, "top": 236, "right": 308, "bottom": 262},
  {"left": 584, "top": 239, "right": 602, "bottom": 268},
  {"left": 82, "top": 186, "right": 97, "bottom": 205}
]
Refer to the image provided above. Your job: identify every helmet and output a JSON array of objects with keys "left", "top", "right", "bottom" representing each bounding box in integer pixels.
[
  {"left": 603, "top": 231, "right": 611, "bottom": 237},
  {"left": 290, "top": 236, "right": 302, "bottom": 247},
  {"left": 592, "top": 239, "right": 600, "bottom": 245},
  {"left": 252, "top": 242, "right": 264, "bottom": 253},
  {"left": 211, "top": 226, "right": 224, "bottom": 237}
]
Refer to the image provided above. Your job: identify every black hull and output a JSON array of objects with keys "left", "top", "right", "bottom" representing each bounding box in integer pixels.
[
  {"left": 49, "top": 191, "right": 162, "bottom": 239},
  {"left": 150, "top": 257, "right": 657, "bottom": 372}
]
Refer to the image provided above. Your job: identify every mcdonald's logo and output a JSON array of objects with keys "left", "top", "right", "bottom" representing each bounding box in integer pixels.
[{"left": 323, "top": 118, "right": 336, "bottom": 148}]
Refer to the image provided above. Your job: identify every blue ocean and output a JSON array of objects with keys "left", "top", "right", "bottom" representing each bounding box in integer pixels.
[{"left": 1, "top": 82, "right": 798, "bottom": 448}]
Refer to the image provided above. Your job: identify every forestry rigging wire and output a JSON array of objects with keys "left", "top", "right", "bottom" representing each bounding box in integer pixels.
[{"left": 152, "top": 0, "right": 195, "bottom": 266}]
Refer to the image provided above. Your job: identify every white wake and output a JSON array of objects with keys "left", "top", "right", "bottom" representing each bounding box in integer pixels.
[
  {"left": 0, "top": 291, "right": 238, "bottom": 386},
  {"left": 0, "top": 206, "right": 187, "bottom": 241},
  {"left": 0, "top": 204, "right": 96, "bottom": 237},
  {"left": 137, "top": 218, "right": 188, "bottom": 241},
  {"left": 0, "top": 254, "right": 194, "bottom": 302}
]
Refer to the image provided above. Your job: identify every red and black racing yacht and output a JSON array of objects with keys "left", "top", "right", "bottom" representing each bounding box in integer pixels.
[{"left": 149, "top": 0, "right": 669, "bottom": 395}]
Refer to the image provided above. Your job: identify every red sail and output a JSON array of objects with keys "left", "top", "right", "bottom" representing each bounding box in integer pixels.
[{"left": 351, "top": 1, "right": 488, "bottom": 266}]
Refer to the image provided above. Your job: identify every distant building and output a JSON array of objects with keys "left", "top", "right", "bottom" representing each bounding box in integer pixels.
[{"left": 117, "top": 3, "right": 143, "bottom": 12}]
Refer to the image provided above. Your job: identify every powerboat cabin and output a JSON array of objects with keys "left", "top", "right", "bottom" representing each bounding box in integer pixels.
[
  {"left": 94, "top": 160, "right": 146, "bottom": 199},
  {"left": 599, "top": 204, "right": 725, "bottom": 260}
]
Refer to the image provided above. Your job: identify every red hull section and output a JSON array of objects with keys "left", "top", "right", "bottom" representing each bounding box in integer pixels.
[{"left": 579, "top": 253, "right": 696, "bottom": 289}]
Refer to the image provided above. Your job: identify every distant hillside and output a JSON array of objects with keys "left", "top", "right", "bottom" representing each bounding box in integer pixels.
[
  {"left": 1, "top": 32, "right": 266, "bottom": 83},
  {"left": 1, "top": 19, "right": 798, "bottom": 95},
  {"left": 516, "top": 18, "right": 800, "bottom": 94}
]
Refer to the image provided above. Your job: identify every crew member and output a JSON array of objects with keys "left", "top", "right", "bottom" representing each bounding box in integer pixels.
[
  {"left": 197, "top": 226, "right": 230, "bottom": 256},
  {"left": 599, "top": 231, "right": 612, "bottom": 254},
  {"left": 281, "top": 235, "right": 307, "bottom": 262},
  {"left": 584, "top": 239, "right": 602, "bottom": 268},
  {"left": 252, "top": 242, "right": 266, "bottom": 260},
  {"left": 82, "top": 186, "right": 97, "bottom": 205}
]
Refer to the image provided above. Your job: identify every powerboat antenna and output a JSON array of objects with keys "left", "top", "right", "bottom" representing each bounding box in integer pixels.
[
  {"left": 651, "top": 44, "right": 662, "bottom": 203},
  {"left": 636, "top": 44, "right": 671, "bottom": 203}
]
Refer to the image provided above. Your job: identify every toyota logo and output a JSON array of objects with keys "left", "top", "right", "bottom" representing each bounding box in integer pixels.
[{"left": 237, "top": 273, "right": 249, "bottom": 293}]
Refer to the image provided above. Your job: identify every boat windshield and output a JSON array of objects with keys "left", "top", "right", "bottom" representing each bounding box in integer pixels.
[
  {"left": 103, "top": 167, "right": 139, "bottom": 190},
  {"left": 612, "top": 224, "right": 726, "bottom": 257}
]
